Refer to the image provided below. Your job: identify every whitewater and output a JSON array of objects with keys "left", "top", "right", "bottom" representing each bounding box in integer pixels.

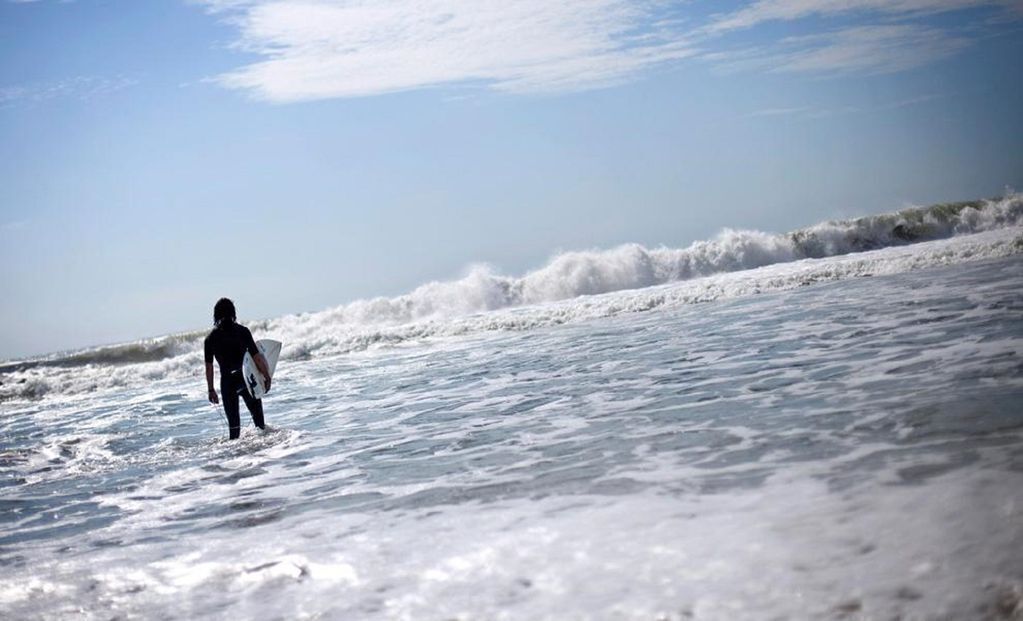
[{"left": 1, "top": 195, "right": 1022, "bottom": 619}]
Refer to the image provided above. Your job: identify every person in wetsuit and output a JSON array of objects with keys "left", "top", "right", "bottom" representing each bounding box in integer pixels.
[{"left": 204, "top": 298, "right": 272, "bottom": 439}]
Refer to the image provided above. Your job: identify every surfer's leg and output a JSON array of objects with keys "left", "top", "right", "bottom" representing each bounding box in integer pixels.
[
  {"left": 241, "top": 391, "right": 265, "bottom": 430},
  {"left": 221, "top": 380, "right": 241, "bottom": 439}
]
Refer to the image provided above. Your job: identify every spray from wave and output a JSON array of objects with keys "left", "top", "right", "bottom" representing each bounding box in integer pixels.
[
  {"left": 2, "top": 194, "right": 1021, "bottom": 401},
  {"left": 308, "top": 194, "right": 1023, "bottom": 322}
]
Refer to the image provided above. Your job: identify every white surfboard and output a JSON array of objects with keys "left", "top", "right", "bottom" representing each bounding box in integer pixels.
[{"left": 242, "top": 339, "right": 282, "bottom": 400}]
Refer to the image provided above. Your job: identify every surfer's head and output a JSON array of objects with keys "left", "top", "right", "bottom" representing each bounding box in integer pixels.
[{"left": 213, "top": 298, "right": 236, "bottom": 327}]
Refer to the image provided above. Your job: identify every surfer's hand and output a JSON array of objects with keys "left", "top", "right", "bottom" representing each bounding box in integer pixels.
[
  {"left": 264, "top": 376, "right": 271, "bottom": 392},
  {"left": 208, "top": 388, "right": 219, "bottom": 404}
]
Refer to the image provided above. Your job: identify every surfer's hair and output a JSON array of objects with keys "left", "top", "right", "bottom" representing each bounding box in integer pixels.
[{"left": 213, "top": 298, "right": 236, "bottom": 327}]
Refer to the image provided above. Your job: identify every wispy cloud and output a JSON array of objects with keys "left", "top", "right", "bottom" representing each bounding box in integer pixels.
[
  {"left": 0, "top": 220, "right": 29, "bottom": 233},
  {"left": 746, "top": 92, "right": 948, "bottom": 120},
  {"left": 730, "top": 24, "right": 970, "bottom": 75},
  {"left": 704, "top": 0, "right": 1001, "bottom": 34},
  {"left": 879, "top": 93, "right": 946, "bottom": 109},
  {"left": 745, "top": 106, "right": 812, "bottom": 118},
  {"left": 200, "top": 0, "right": 1021, "bottom": 103},
  {"left": 203, "top": 0, "right": 695, "bottom": 103},
  {"left": 0, "top": 75, "right": 137, "bottom": 107},
  {"left": 701, "top": 0, "right": 1016, "bottom": 75}
]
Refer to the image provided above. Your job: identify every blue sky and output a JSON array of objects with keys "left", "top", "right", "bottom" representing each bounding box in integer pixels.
[{"left": 2, "top": 0, "right": 1021, "bottom": 359}]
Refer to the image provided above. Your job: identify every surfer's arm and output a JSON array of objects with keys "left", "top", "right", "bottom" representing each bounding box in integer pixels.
[
  {"left": 255, "top": 353, "right": 272, "bottom": 391},
  {"left": 205, "top": 362, "right": 219, "bottom": 404}
]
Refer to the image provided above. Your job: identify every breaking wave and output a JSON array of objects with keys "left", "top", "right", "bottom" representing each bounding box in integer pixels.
[
  {"left": 281, "top": 193, "right": 1023, "bottom": 324},
  {"left": 2, "top": 193, "right": 1021, "bottom": 401}
]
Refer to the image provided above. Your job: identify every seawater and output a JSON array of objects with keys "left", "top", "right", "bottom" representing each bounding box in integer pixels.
[{"left": 1, "top": 211, "right": 1022, "bottom": 619}]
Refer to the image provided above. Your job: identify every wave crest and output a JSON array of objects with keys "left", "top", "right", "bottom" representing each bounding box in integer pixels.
[{"left": 2, "top": 193, "right": 1020, "bottom": 402}]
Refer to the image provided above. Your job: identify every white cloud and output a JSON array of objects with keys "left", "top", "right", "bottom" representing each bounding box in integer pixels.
[
  {"left": 203, "top": 0, "right": 694, "bottom": 102},
  {"left": 745, "top": 106, "right": 812, "bottom": 118},
  {"left": 771, "top": 24, "right": 969, "bottom": 74},
  {"left": 0, "top": 220, "right": 29, "bottom": 235},
  {"left": 200, "top": 0, "right": 1021, "bottom": 102},
  {"left": 0, "top": 76, "right": 138, "bottom": 106},
  {"left": 705, "top": 0, "right": 1003, "bottom": 34},
  {"left": 745, "top": 92, "right": 946, "bottom": 120},
  {"left": 879, "top": 93, "right": 945, "bottom": 108},
  {"left": 700, "top": 0, "right": 1016, "bottom": 75}
]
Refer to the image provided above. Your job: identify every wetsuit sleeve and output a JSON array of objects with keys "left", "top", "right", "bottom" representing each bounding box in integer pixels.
[
  {"left": 243, "top": 327, "right": 259, "bottom": 356},
  {"left": 204, "top": 336, "right": 214, "bottom": 364}
]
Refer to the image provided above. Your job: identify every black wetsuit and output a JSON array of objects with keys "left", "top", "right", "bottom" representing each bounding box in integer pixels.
[{"left": 204, "top": 322, "right": 265, "bottom": 439}]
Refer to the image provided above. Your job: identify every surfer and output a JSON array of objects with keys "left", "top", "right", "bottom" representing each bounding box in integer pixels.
[{"left": 204, "top": 298, "right": 272, "bottom": 439}]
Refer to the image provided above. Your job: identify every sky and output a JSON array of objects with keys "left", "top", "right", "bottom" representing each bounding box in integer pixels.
[{"left": 1, "top": 0, "right": 1021, "bottom": 360}]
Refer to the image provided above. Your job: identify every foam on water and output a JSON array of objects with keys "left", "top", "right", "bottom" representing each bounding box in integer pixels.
[
  {"left": 1, "top": 199, "right": 1022, "bottom": 620},
  {"left": 2, "top": 194, "right": 1022, "bottom": 403}
]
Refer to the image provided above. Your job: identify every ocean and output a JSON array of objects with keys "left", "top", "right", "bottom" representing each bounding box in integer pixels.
[{"left": 2, "top": 196, "right": 1022, "bottom": 620}]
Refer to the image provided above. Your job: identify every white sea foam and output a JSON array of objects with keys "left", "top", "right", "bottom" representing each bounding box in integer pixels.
[
  {"left": 4, "top": 454, "right": 1020, "bottom": 619},
  {"left": 1, "top": 194, "right": 1021, "bottom": 402},
  {"left": 2, "top": 250, "right": 1022, "bottom": 620}
]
